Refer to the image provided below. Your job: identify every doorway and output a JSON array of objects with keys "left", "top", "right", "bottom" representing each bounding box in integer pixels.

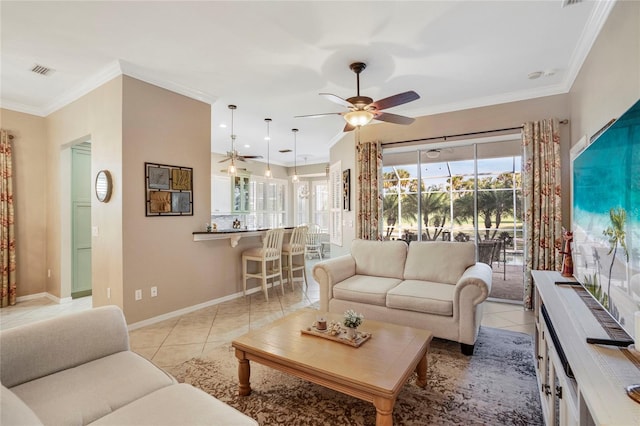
[{"left": 71, "top": 143, "right": 92, "bottom": 298}]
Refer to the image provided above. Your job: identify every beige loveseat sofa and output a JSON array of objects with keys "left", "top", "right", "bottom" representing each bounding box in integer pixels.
[
  {"left": 0, "top": 306, "right": 257, "bottom": 426},
  {"left": 313, "top": 239, "right": 492, "bottom": 355}
]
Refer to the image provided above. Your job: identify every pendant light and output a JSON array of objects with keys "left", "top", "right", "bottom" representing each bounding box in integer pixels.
[
  {"left": 227, "top": 105, "right": 237, "bottom": 176},
  {"left": 264, "top": 118, "right": 272, "bottom": 178},
  {"left": 291, "top": 128, "right": 299, "bottom": 182}
]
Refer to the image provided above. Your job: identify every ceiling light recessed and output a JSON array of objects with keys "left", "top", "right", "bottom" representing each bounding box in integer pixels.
[
  {"left": 244, "top": 144, "right": 251, "bottom": 148},
  {"left": 219, "top": 123, "right": 227, "bottom": 128},
  {"left": 30, "top": 64, "right": 53, "bottom": 76}
]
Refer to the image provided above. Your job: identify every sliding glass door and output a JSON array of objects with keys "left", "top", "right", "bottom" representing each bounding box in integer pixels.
[{"left": 382, "top": 138, "right": 524, "bottom": 302}]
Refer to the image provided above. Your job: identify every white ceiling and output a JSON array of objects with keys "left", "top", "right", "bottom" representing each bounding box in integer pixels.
[{"left": 1, "top": 1, "right": 613, "bottom": 166}]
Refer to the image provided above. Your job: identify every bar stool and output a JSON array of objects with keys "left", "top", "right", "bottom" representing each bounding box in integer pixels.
[
  {"left": 242, "top": 228, "right": 284, "bottom": 301},
  {"left": 281, "top": 225, "right": 308, "bottom": 290},
  {"left": 305, "top": 224, "right": 323, "bottom": 260}
]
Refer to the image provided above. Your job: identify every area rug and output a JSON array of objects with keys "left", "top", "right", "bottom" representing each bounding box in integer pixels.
[{"left": 169, "top": 327, "right": 543, "bottom": 425}]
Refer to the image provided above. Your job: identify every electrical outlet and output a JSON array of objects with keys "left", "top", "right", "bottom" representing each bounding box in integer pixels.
[
  {"left": 47, "top": 269, "right": 51, "bottom": 278},
  {"left": 135, "top": 289, "right": 142, "bottom": 301},
  {"left": 107, "top": 287, "right": 111, "bottom": 299},
  {"left": 151, "top": 286, "right": 158, "bottom": 297}
]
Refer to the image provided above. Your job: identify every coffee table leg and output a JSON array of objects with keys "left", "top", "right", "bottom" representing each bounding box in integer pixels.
[
  {"left": 373, "top": 396, "right": 394, "bottom": 426},
  {"left": 235, "top": 349, "right": 251, "bottom": 396},
  {"left": 415, "top": 351, "right": 428, "bottom": 388}
]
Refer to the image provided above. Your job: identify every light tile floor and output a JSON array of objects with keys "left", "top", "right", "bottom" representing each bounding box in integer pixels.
[{"left": 1, "top": 260, "right": 535, "bottom": 369}]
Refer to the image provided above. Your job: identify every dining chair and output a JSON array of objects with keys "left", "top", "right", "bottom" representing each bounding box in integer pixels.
[
  {"left": 242, "top": 228, "right": 285, "bottom": 301},
  {"left": 305, "top": 224, "right": 323, "bottom": 260},
  {"left": 281, "top": 225, "right": 308, "bottom": 290}
]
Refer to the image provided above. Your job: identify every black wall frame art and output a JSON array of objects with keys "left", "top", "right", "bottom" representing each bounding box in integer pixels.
[
  {"left": 145, "top": 162, "right": 193, "bottom": 216},
  {"left": 343, "top": 168, "right": 351, "bottom": 211}
]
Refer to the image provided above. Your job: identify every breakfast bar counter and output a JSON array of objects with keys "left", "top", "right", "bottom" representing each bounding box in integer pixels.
[{"left": 193, "top": 227, "right": 293, "bottom": 247}]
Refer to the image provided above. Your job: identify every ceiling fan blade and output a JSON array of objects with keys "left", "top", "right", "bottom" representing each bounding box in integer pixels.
[
  {"left": 374, "top": 112, "right": 415, "bottom": 125},
  {"left": 218, "top": 158, "right": 231, "bottom": 163},
  {"left": 343, "top": 122, "right": 356, "bottom": 132},
  {"left": 240, "top": 155, "right": 263, "bottom": 160},
  {"left": 295, "top": 112, "right": 343, "bottom": 119},
  {"left": 369, "top": 91, "right": 420, "bottom": 111},
  {"left": 320, "top": 93, "right": 354, "bottom": 108}
]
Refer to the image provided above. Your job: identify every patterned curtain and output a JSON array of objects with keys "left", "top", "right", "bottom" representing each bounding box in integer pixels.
[
  {"left": 1, "top": 129, "right": 16, "bottom": 307},
  {"left": 356, "top": 140, "right": 382, "bottom": 240},
  {"left": 522, "top": 119, "right": 562, "bottom": 309}
]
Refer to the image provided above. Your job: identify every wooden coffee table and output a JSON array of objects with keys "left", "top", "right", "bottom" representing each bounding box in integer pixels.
[{"left": 231, "top": 309, "right": 433, "bottom": 426}]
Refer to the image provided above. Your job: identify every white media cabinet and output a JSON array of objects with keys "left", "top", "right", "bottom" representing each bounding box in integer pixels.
[{"left": 532, "top": 270, "right": 640, "bottom": 425}]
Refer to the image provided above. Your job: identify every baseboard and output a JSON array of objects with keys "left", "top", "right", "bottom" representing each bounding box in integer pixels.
[
  {"left": 16, "top": 292, "right": 72, "bottom": 304},
  {"left": 45, "top": 293, "right": 73, "bottom": 304},
  {"left": 127, "top": 286, "right": 262, "bottom": 331},
  {"left": 16, "top": 292, "right": 48, "bottom": 302}
]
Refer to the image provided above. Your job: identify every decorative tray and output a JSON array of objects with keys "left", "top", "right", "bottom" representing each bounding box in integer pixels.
[{"left": 301, "top": 324, "right": 372, "bottom": 348}]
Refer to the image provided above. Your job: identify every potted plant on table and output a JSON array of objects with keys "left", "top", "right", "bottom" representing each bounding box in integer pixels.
[{"left": 343, "top": 309, "right": 364, "bottom": 340}]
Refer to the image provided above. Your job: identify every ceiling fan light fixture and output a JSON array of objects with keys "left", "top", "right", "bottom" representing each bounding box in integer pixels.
[
  {"left": 344, "top": 110, "right": 374, "bottom": 127},
  {"left": 228, "top": 160, "right": 237, "bottom": 176}
]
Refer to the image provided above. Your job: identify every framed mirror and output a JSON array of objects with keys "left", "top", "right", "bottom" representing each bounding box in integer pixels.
[{"left": 95, "top": 170, "right": 112, "bottom": 203}]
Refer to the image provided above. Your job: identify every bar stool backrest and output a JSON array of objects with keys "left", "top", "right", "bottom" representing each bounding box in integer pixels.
[
  {"left": 263, "top": 228, "right": 284, "bottom": 260},
  {"left": 288, "top": 225, "right": 308, "bottom": 255}
]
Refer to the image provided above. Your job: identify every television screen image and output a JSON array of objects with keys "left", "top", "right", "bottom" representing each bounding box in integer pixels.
[{"left": 572, "top": 99, "right": 640, "bottom": 338}]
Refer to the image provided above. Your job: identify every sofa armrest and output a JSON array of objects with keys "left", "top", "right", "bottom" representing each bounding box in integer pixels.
[
  {"left": 453, "top": 263, "right": 492, "bottom": 345},
  {"left": 312, "top": 255, "right": 356, "bottom": 311},
  {"left": 0, "top": 306, "right": 130, "bottom": 388},
  {"left": 454, "top": 263, "right": 493, "bottom": 308}
]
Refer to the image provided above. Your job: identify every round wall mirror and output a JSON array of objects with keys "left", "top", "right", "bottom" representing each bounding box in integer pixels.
[{"left": 95, "top": 170, "right": 112, "bottom": 203}]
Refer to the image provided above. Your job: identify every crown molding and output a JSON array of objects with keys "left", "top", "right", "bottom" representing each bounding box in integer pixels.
[
  {"left": 3, "top": 59, "right": 218, "bottom": 117},
  {"left": 42, "top": 61, "right": 123, "bottom": 116},
  {"left": 562, "top": 0, "right": 616, "bottom": 92},
  {"left": 0, "top": 99, "right": 46, "bottom": 117},
  {"left": 119, "top": 60, "right": 217, "bottom": 105}
]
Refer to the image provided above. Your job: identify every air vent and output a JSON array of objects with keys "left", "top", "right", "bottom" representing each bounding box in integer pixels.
[
  {"left": 279, "top": 149, "right": 292, "bottom": 153},
  {"left": 30, "top": 64, "right": 53, "bottom": 76},
  {"left": 561, "top": 0, "right": 582, "bottom": 7}
]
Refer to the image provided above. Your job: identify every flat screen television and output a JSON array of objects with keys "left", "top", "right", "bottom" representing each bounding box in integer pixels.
[{"left": 572, "top": 99, "right": 640, "bottom": 339}]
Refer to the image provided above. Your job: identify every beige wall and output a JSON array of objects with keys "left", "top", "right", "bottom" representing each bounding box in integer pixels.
[
  {"left": 569, "top": 0, "right": 640, "bottom": 144},
  {"left": 45, "top": 76, "right": 124, "bottom": 306},
  {"left": 0, "top": 109, "right": 48, "bottom": 297}
]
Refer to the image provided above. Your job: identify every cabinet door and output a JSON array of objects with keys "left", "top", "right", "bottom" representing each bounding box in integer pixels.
[
  {"left": 212, "top": 175, "right": 231, "bottom": 213},
  {"left": 232, "top": 175, "right": 250, "bottom": 212}
]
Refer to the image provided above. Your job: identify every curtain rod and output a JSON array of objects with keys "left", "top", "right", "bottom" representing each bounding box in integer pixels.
[{"left": 381, "top": 119, "right": 568, "bottom": 147}]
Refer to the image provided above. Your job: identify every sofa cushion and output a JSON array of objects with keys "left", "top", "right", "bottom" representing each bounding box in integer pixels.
[
  {"left": 351, "top": 239, "right": 407, "bottom": 279},
  {"left": 386, "top": 280, "right": 455, "bottom": 316},
  {"left": 0, "top": 305, "right": 129, "bottom": 388},
  {"left": 404, "top": 241, "right": 475, "bottom": 285},
  {"left": 333, "top": 275, "right": 402, "bottom": 306},
  {"left": 1, "top": 384, "right": 44, "bottom": 426},
  {"left": 89, "top": 383, "right": 257, "bottom": 426},
  {"left": 11, "top": 351, "right": 175, "bottom": 426}
]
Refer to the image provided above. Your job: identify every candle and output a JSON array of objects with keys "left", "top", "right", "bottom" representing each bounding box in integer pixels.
[
  {"left": 316, "top": 316, "right": 327, "bottom": 331},
  {"left": 635, "top": 312, "right": 640, "bottom": 350}
]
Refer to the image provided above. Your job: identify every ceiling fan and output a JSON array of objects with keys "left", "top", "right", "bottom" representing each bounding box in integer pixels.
[
  {"left": 296, "top": 62, "right": 420, "bottom": 132},
  {"left": 219, "top": 105, "right": 262, "bottom": 170}
]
